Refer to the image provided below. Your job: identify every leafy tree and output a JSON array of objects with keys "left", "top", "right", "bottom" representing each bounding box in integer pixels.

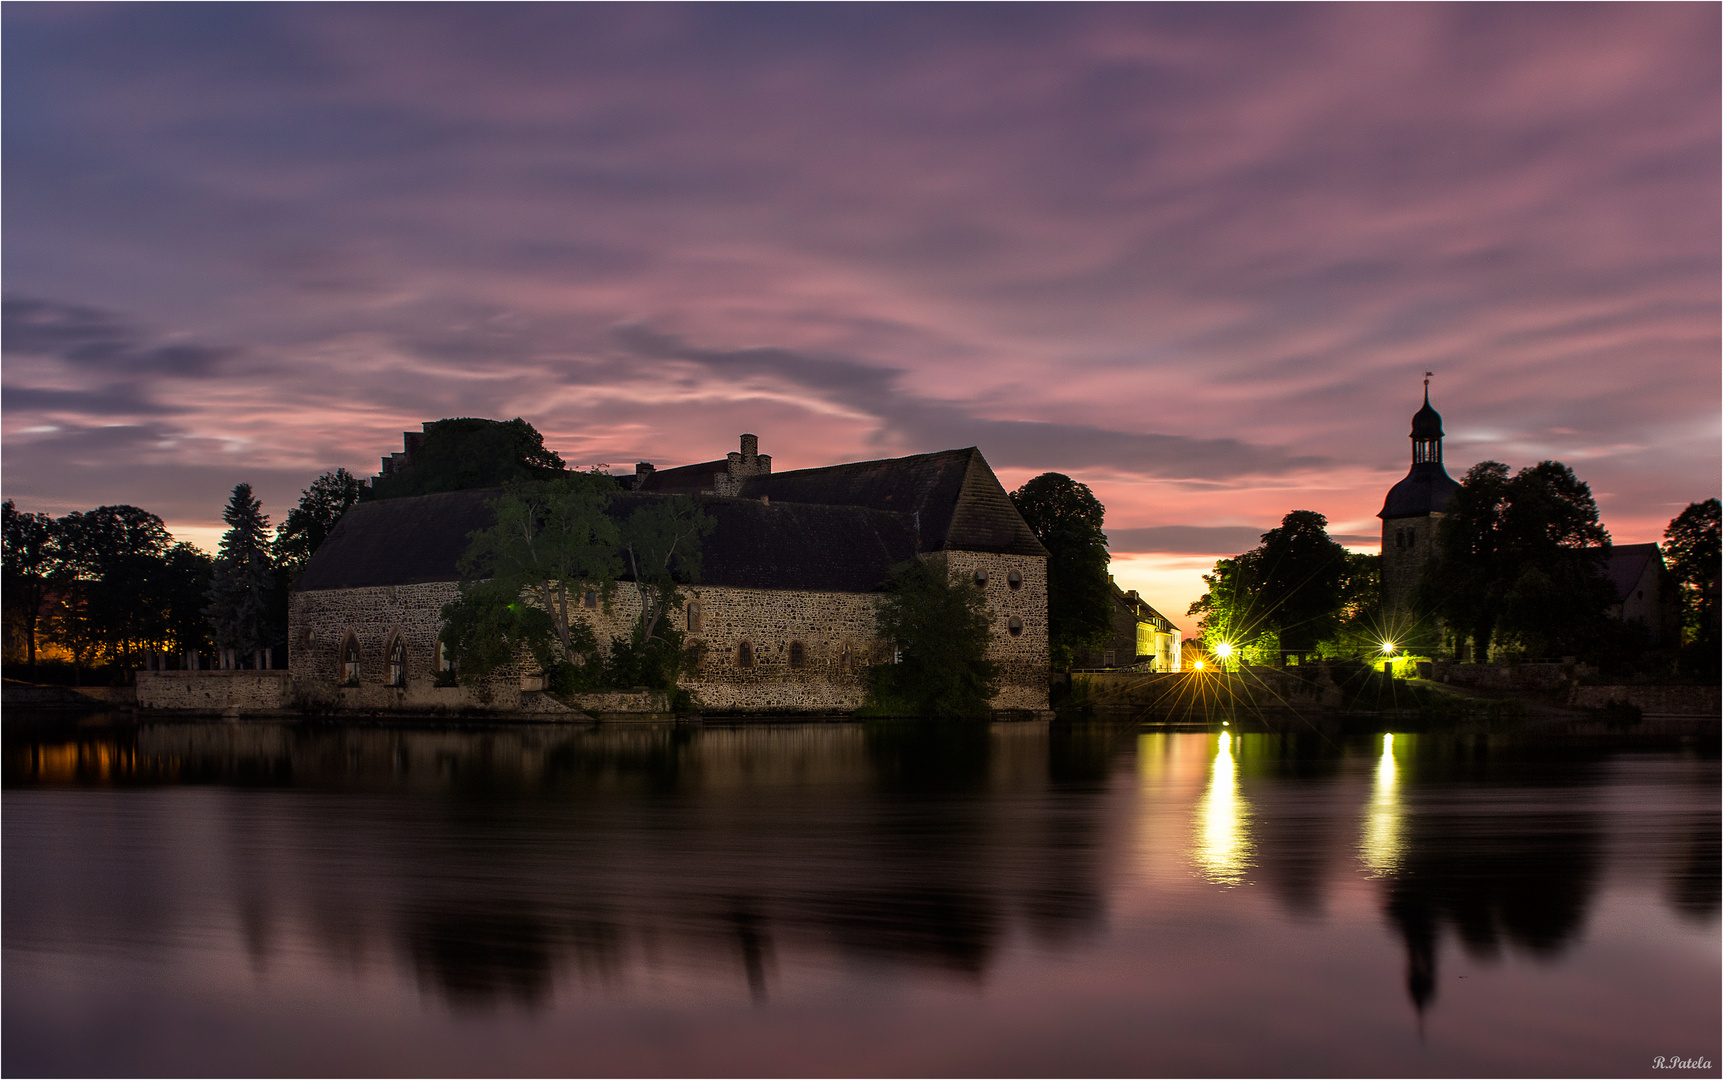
[
  {"left": 367, "top": 418, "right": 566, "bottom": 501},
  {"left": 442, "top": 474, "right": 621, "bottom": 681},
  {"left": 1664, "top": 499, "right": 1720, "bottom": 645},
  {"left": 1250, "top": 511, "right": 1350, "bottom": 663},
  {"left": 152, "top": 542, "right": 215, "bottom": 656},
  {"left": 1422, "top": 460, "right": 1613, "bottom": 660},
  {"left": 206, "top": 484, "right": 279, "bottom": 659},
  {"left": 1009, "top": 473, "right": 1112, "bottom": 668},
  {"left": 863, "top": 558, "right": 1000, "bottom": 719},
  {"left": 3, "top": 500, "right": 59, "bottom": 669},
  {"left": 55, "top": 505, "right": 174, "bottom": 666},
  {"left": 1187, "top": 550, "right": 1268, "bottom": 656},
  {"left": 1187, "top": 512, "right": 1348, "bottom": 665},
  {"left": 274, "top": 468, "right": 361, "bottom": 581}
]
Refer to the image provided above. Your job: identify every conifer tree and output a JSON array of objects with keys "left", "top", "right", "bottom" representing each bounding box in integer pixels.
[{"left": 206, "top": 483, "right": 277, "bottom": 659}]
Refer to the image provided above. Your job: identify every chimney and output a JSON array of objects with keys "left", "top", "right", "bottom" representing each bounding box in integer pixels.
[
  {"left": 634, "top": 462, "right": 656, "bottom": 490},
  {"left": 740, "top": 433, "right": 758, "bottom": 460}
]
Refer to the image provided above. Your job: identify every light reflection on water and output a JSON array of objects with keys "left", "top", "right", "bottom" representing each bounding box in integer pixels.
[
  {"left": 3, "top": 714, "right": 1717, "bottom": 1077},
  {"left": 1191, "top": 731, "right": 1254, "bottom": 886},
  {"left": 1360, "top": 731, "right": 1405, "bottom": 877}
]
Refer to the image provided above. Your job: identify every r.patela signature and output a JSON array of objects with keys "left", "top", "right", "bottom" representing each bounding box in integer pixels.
[{"left": 1652, "top": 1056, "right": 1713, "bottom": 1070}]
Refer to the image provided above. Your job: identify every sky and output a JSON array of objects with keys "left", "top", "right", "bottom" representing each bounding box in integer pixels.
[{"left": 4, "top": 3, "right": 1718, "bottom": 625}]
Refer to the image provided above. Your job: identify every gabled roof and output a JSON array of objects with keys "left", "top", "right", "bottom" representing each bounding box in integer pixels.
[
  {"left": 737, "top": 447, "right": 1047, "bottom": 557},
  {"left": 1601, "top": 542, "right": 1663, "bottom": 603},
  {"left": 296, "top": 488, "right": 921, "bottom": 594}
]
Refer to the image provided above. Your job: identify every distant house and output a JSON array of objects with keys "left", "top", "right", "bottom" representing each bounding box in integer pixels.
[
  {"left": 289, "top": 435, "right": 1052, "bottom": 714},
  {"left": 1599, "top": 542, "right": 1679, "bottom": 646},
  {"left": 1073, "top": 578, "right": 1182, "bottom": 671}
]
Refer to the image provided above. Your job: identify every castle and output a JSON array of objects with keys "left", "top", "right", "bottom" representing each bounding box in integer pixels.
[{"left": 287, "top": 435, "right": 1051, "bottom": 715}]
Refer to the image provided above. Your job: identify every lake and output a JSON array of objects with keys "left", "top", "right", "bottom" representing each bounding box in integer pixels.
[{"left": 4, "top": 713, "right": 1717, "bottom": 1077}]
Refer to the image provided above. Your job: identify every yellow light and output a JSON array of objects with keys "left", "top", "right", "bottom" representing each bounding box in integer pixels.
[
  {"left": 1380, "top": 641, "right": 1396, "bottom": 654},
  {"left": 1193, "top": 660, "right": 1205, "bottom": 670},
  {"left": 1215, "top": 642, "right": 1235, "bottom": 659}
]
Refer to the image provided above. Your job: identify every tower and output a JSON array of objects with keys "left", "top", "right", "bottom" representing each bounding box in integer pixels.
[{"left": 1379, "top": 376, "right": 1461, "bottom": 611}]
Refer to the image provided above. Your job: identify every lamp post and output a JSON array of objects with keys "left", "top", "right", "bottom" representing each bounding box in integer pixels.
[{"left": 1379, "top": 640, "right": 1397, "bottom": 678}]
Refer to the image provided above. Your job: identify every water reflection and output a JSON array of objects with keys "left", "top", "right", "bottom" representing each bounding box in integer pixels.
[
  {"left": 1191, "top": 731, "right": 1254, "bottom": 885},
  {"left": 1359, "top": 732, "right": 1405, "bottom": 877},
  {"left": 3, "top": 715, "right": 1717, "bottom": 1075}
]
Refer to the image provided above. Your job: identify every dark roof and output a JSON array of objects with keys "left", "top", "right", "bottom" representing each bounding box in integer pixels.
[
  {"left": 1379, "top": 461, "right": 1462, "bottom": 519},
  {"left": 737, "top": 447, "right": 1047, "bottom": 557},
  {"left": 296, "top": 487, "right": 921, "bottom": 593},
  {"left": 296, "top": 488, "right": 497, "bottom": 591},
  {"left": 637, "top": 459, "right": 730, "bottom": 495},
  {"left": 1411, "top": 394, "right": 1444, "bottom": 440},
  {"left": 1601, "top": 542, "right": 1662, "bottom": 602}
]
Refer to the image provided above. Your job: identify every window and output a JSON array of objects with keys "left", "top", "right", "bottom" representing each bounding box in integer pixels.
[
  {"left": 789, "top": 641, "right": 805, "bottom": 669},
  {"left": 583, "top": 589, "right": 598, "bottom": 609},
  {"left": 839, "top": 644, "right": 853, "bottom": 670},
  {"left": 1007, "top": 616, "right": 1024, "bottom": 637},
  {"left": 387, "top": 637, "right": 405, "bottom": 687},
  {"left": 341, "top": 634, "right": 361, "bottom": 686},
  {"left": 974, "top": 568, "right": 989, "bottom": 587},
  {"left": 1103, "top": 650, "right": 1115, "bottom": 667},
  {"left": 687, "top": 601, "right": 703, "bottom": 634},
  {"left": 1007, "top": 569, "right": 1023, "bottom": 590},
  {"left": 737, "top": 641, "right": 754, "bottom": 668}
]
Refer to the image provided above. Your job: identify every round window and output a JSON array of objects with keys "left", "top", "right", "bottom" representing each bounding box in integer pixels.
[
  {"left": 1007, "top": 616, "right": 1024, "bottom": 637},
  {"left": 1007, "top": 569, "right": 1023, "bottom": 590}
]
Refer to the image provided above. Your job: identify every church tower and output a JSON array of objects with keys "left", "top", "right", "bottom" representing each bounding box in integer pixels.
[{"left": 1379, "top": 377, "right": 1461, "bottom": 611}]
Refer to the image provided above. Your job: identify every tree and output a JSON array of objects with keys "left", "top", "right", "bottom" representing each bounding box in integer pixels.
[
  {"left": 152, "top": 542, "right": 215, "bottom": 657},
  {"left": 1186, "top": 511, "right": 1348, "bottom": 665},
  {"left": 442, "top": 474, "right": 622, "bottom": 680},
  {"left": 206, "top": 484, "right": 279, "bottom": 659},
  {"left": 1664, "top": 499, "right": 1720, "bottom": 645},
  {"left": 55, "top": 505, "right": 174, "bottom": 667},
  {"left": 864, "top": 558, "right": 999, "bottom": 719},
  {"left": 1254, "top": 511, "right": 1350, "bottom": 663},
  {"left": 1009, "top": 473, "right": 1112, "bottom": 668},
  {"left": 1422, "top": 460, "right": 1613, "bottom": 660},
  {"left": 274, "top": 468, "right": 361, "bottom": 581},
  {"left": 3, "top": 500, "right": 59, "bottom": 669},
  {"left": 367, "top": 418, "right": 566, "bottom": 501},
  {"left": 608, "top": 495, "right": 715, "bottom": 689}
]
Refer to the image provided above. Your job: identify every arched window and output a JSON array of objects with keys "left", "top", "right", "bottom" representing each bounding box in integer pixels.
[
  {"left": 687, "top": 601, "right": 703, "bottom": 634},
  {"left": 387, "top": 636, "right": 406, "bottom": 687},
  {"left": 788, "top": 641, "right": 805, "bottom": 669},
  {"left": 838, "top": 644, "right": 853, "bottom": 671},
  {"left": 737, "top": 641, "right": 754, "bottom": 668},
  {"left": 1007, "top": 569, "right": 1023, "bottom": 590},
  {"left": 973, "top": 568, "right": 989, "bottom": 587},
  {"left": 1007, "top": 616, "right": 1024, "bottom": 637},
  {"left": 341, "top": 633, "right": 361, "bottom": 686}
]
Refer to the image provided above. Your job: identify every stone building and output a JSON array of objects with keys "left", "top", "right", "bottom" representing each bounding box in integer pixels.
[
  {"left": 1073, "top": 578, "right": 1182, "bottom": 671},
  {"left": 1600, "top": 542, "right": 1679, "bottom": 647},
  {"left": 1378, "top": 384, "right": 1461, "bottom": 611},
  {"left": 289, "top": 437, "right": 1050, "bottom": 714}
]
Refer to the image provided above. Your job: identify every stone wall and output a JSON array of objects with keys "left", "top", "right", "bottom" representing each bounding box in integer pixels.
[
  {"left": 1570, "top": 685, "right": 1721, "bottom": 716},
  {"left": 288, "top": 550, "right": 1050, "bottom": 714},
  {"left": 136, "top": 670, "right": 290, "bottom": 712}
]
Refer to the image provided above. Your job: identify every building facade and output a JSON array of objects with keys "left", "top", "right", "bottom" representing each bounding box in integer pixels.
[
  {"left": 289, "top": 438, "right": 1051, "bottom": 714},
  {"left": 1073, "top": 578, "right": 1182, "bottom": 671}
]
